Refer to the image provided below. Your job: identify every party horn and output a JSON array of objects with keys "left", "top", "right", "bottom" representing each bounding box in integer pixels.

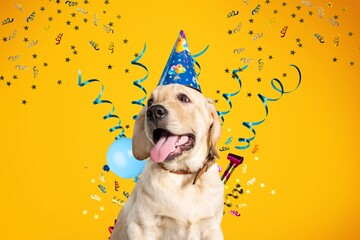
[{"left": 221, "top": 153, "right": 244, "bottom": 184}]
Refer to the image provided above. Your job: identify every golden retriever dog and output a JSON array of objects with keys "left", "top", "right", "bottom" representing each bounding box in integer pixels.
[{"left": 110, "top": 83, "right": 224, "bottom": 240}]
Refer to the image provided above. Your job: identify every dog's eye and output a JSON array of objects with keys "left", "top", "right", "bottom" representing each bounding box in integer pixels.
[
  {"left": 178, "top": 94, "right": 190, "bottom": 103},
  {"left": 147, "top": 98, "right": 153, "bottom": 107}
]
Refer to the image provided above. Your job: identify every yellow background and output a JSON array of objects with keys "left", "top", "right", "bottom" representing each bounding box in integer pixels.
[{"left": 0, "top": 0, "right": 359, "bottom": 239}]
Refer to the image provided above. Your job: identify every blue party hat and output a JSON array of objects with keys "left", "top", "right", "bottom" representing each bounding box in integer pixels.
[{"left": 158, "top": 30, "right": 201, "bottom": 92}]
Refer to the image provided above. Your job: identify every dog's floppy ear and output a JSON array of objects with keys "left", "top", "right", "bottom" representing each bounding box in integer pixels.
[
  {"left": 132, "top": 107, "right": 152, "bottom": 160},
  {"left": 207, "top": 98, "right": 222, "bottom": 159}
]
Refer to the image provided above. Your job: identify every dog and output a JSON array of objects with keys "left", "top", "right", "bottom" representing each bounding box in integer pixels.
[{"left": 110, "top": 83, "right": 224, "bottom": 240}]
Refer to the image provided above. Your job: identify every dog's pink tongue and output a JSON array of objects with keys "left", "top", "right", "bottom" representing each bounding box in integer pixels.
[{"left": 150, "top": 135, "right": 189, "bottom": 163}]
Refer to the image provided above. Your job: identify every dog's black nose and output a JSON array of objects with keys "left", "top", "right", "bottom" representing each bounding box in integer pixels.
[{"left": 147, "top": 105, "right": 168, "bottom": 122}]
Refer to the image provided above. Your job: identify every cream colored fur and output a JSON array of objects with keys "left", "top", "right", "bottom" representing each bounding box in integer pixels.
[{"left": 110, "top": 84, "right": 224, "bottom": 240}]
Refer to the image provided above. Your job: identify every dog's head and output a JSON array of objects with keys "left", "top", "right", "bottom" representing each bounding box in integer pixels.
[{"left": 132, "top": 84, "right": 222, "bottom": 171}]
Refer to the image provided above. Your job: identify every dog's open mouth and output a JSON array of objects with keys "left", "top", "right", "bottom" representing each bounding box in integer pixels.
[{"left": 150, "top": 128, "right": 195, "bottom": 163}]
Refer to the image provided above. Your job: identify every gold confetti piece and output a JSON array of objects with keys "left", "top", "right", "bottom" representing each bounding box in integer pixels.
[
  {"left": 65, "top": 1, "right": 79, "bottom": 7},
  {"left": 241, "top": 164, "right": 247, "bottom": 174},
  {"left": 112, "top": 196, "right": 124, "bottom": 205},
  {"left": 27, "top": 40, "right": 39, "bottom": 48},
  {"left": 233, "top": 22, "right": 242, "bottom": 34},
  {"left": 246, "top": 177, "right": 256, "bottom": 186},
  {"left": 8, "top": 55, "right": 20, "bottom": 61},
  {"left": 318, "top": 7, "right": 325, "bottom": 19},
  {"left": 233, "top": 48, "right": 245, "bottom": 54},
  {"left": 15, "top": 65, "right": 28, "bottom": 70},
  {"left": 103, "top": 24, "right": 114, "bottom": 34},
  {"left": 2, "top": 17, "right": 14, "bottom": 25},
  {"left": 26, "top": 11, "right": 36, "bottom": 22},
  {"left": 90, "top": 194, "right": 101, "bottom": 201},
  {"left": 334, "top": 34, "right": 340, "bottom": 46},
  {"left": 14, "top": 3, "right": 24, "bottom": 12},
  {"left": 236, "top": 203, "right": 247, "bottom": 208},
  {"left": 252, "top": 32, "right": 264, "bottom": 41}
]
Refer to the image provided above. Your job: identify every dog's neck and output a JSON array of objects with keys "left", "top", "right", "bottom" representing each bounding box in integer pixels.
[{"left": 158, "top": 152, "right": 216, "bottom": 185}]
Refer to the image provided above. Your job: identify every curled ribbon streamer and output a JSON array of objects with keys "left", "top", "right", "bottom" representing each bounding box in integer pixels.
[
  {"left": 236, "top": 64, "right": 301, "bottom": 150},
  {"left": 78, "top": 70, "right": 126, "bottom": 139},
  {"left": 130, "top": 44, "right": 148, "bottom": 120},
  {"left": 191, "top": 45, "right": 209, "bottom": 78},
  {"left": 224, "top": 183, "right": 243, "bottom": 208},
  {"left": 217, "top": 65, "right": 248, "bottom": 124}
]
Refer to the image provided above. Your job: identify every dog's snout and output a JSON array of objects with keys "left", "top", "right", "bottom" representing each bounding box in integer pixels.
[{"left": 147, "top": 105, "right": 168, "bottom": 122}]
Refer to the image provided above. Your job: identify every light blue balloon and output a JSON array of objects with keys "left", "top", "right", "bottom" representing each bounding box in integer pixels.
[{"left": 106, "top": 138, "right": 146, "bottom": 179}]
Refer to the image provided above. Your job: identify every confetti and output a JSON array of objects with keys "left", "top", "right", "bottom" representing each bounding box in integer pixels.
[
  {"left": 227, "top": 10, "right": 239, "bottom": 18},
  {"left": 65, "top": 1, "right": 79, "bottom": 7},
  {"left": 314, "top": 33, "right": 325, "bottom": 43},
  {"left": 76, "top": 8, "right": 88, "bottom": 14},
  {"left": 27, "top": 40, "right": 39, "bottom": 48},
  {"left": 258, "top": 58, "right": 264, "bottom": 71},
  {"left": 334, "top": 34, "right": 340, "bottom": 46},
  {"left": 2, "top": 17, "right": 14, "bottom": 25},
  {"left": 236, "top": 203, "right": 247, "bottom": 208},
  {"left": 233, "top": 22, "right": 242, "bottom": 34},
  {"left": 230, "top": 210, "right": 241, "bottom": 217},
  {"left": 8, "top": 30, "right": 17, "bottom": 41},
  {"left": 55, "top": 33, "right": 63, "bottom": 45},
  {"left": 8, "top": 55, "right": 20, "bottom": 61},
  {"left": 224, "top": 136, "right": 233, "bottom": 145},
  {"left": 89, "top": 40, "right": 100, "bottom": 50},
  {"left": 328, "top": 17, "right": 339, "bottom": 27},
  {"left": 300, "top": 0, "right": 313, "bottom": 7},
  {"left": 233, "top": 48, "right": 245, "bottom": 54},
  {"left": 99, "top": 173, "right": 105, "bottom": 183},
  {"left": 103, "top": 24, "right": 114, "bottom": 34},
  {"left": 98, "top": 184, "right": 107, "bottom": 193},
  {"left": 112, "top": 196, "right": 124, "bottom": 205},
  {"left": 240, "top": 58, "right": 253, "bottom": 63},
  {"left": 15, "top": 65, "right": 28, "bottom": 71},
  {"left": 280, "top": 26, "right": 288, "bottom": 37},
  {"left": 318, "top": 7, "right": 325, "bottom": 19},
  {"left": 252, "top": 144, "right": 259, "bottom": 153},
  {"left": 123, "top": 191, "right": 130, "bottom": 199},
  {"left": 241, "top": 164, "right": 247, "bottom": 174},
  {"left": 219, "top": 146, "right": 230, "bottom": 152},
  {"left": 108, "top": 42, "right": 115, "bottom": 53},
  {"left": 114, "top": 181, "right": 119, "bottom": 191},
  {"left": 221, "top": 153, "right": 244, "bottom": 184},
  {"left": 224, "top": 183, "right": 244, "bottom": 207},
  {"left": 90, "top": 194, "right": 102, "bottom": 201},
  {"left": 14, "top": 3, "right": 24, "bottom": 12},
  {"left": 26, "top": 11, "right": 36, "bottom": 22},
  {"left": 251, "top": 4, "right": 261, "bottom": 15},
  {"left": 246, "top": 177, "right": 256, "bottom": 186},
  {"left": 252, "top": 33, "right": 264, "bottom": 41},
  {"left": 93, "top": 13, "right": 99, "bottom": 26}
]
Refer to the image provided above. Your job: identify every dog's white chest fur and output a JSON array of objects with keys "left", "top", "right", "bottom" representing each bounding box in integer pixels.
[{"left": 111, "top": 161, "right": 224, "bottom": 240}]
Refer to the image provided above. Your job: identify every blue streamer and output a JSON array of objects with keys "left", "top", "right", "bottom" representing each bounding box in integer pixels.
[
  {"left": 131, "top": 43, "right": 148, "bottom": 120},
  {"left": 217, "top": 65, "right": 249, "bottom": 124},
  {"left": 78, "top": 70, "right": 126, "bottom": 139},
  {"left": 236, "top": 64, "right": 302, "bottom": 150},
  {"left": 192, "top": 45, "right": 209, "bottom": 77}
]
